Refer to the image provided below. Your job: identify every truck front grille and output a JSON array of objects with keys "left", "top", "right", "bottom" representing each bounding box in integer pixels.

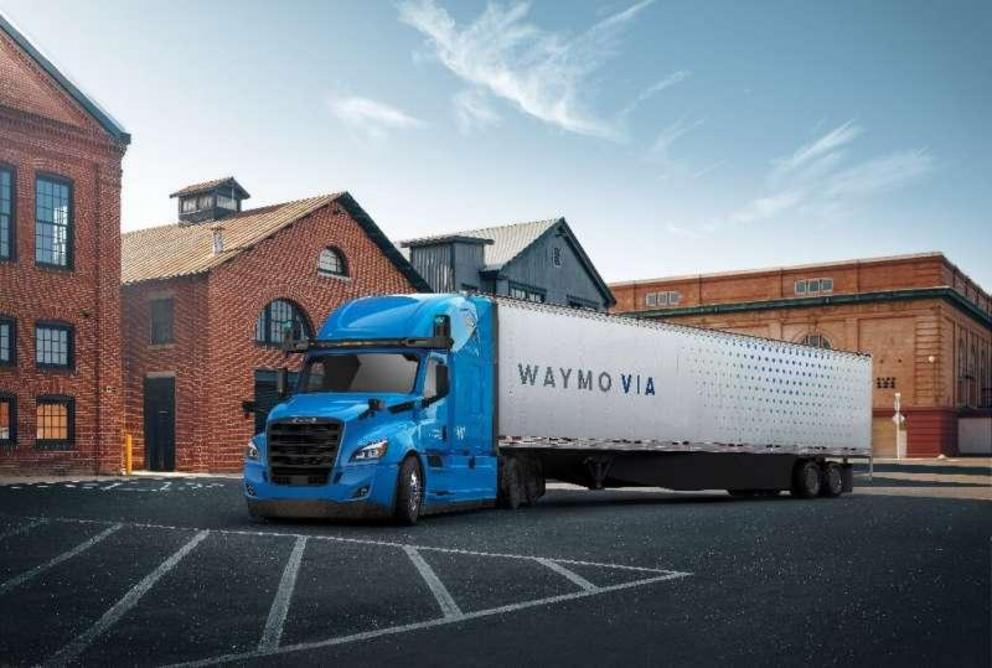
[{"left": 267, "top": 419, "right": 343, "bottom": 486}]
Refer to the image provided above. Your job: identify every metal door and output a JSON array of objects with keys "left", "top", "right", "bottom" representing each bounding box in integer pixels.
[{"left": 143, "top": 376, "right": 175, "bottom": 471}]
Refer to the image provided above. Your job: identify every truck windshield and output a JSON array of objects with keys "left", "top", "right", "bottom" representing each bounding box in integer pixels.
[{"left": 298, "top": 353, "right": 420, "bottom": 394}]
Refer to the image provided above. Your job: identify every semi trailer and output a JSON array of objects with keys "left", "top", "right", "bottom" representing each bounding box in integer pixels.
[{"left": 243, "top": 294, "right": 872, "bottom": 523}]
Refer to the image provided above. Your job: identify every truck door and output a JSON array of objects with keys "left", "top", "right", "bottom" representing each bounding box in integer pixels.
[{"left": 420, "top": 355, "right": 477, "bottom": 503}]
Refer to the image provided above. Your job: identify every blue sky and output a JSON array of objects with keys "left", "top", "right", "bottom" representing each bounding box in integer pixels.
[{"left": 4, "top": 0, "right": 990, "bottom": 286}]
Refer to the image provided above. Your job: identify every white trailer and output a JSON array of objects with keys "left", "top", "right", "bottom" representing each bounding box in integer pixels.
[{"left": 492, "top": 298, "right": 872, "bottom": 502}]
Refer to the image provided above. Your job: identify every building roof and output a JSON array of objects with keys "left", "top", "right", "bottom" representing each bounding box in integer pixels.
[
  {"left": 122, "top": 192, "right": 431, "bottom": 290},
  {"left": 400, "top": 219, "right": 560, "bottom": 271},
  {"left": 170, "top": 177, "right": 250, "bottom": 199},
  {"left": 609, "top": 252, "right": 949, "bottom": 287},
  {"left": 400, "top": 217, "right": 616, "bottom": 307},
  {"left": 0, "top": 13, "right": 130, "bottom": 144}
]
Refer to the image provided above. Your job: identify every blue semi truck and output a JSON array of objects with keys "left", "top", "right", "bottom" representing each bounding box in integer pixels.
[{"left": 243, "top": 294, "right": 872, "bottom": 524}]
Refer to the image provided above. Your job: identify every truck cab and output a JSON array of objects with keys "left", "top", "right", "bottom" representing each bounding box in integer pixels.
[{"left": 243, "top": 294, "right": 498, "bottom": 523}]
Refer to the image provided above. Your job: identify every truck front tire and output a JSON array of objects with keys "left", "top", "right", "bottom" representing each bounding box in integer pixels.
[{"left": 394, "top": 456, "right": 424, "bottom": 525}]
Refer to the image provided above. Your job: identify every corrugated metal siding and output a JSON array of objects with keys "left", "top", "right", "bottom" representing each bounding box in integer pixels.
[{"left": 410, "top": 245, "right": 454, "bottom": 292}]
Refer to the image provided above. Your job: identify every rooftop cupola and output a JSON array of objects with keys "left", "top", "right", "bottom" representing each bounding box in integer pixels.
[{"left": 170, "top": 177, "right": 250, "bottom": 224}]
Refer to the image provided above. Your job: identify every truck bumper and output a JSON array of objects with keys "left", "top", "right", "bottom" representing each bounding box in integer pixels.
[{"left": 243, "top": 460, "right": 399, "bottom": 519}]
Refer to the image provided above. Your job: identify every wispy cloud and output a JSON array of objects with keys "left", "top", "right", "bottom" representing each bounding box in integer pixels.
[
  {"left": 645, "top": 116, "right": 705, "bottom": 179},
  {"left": 453, "top": 88, "right": 501, "bottom": 133},
  {"left": 327, "top": 94, "right": 424, "bottom": 140},
  {"left": 398, "top": 0, "right": 658, "bottom": 140},
  {"left": 723, "top": 121, "right": 934, "bottom": 227},
  {"left": 620, "top": 70, "right": 691, "bottom": 120}
]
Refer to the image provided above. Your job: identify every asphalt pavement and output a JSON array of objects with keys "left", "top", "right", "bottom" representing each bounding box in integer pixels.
[{"left": 0, "top": 465, "right": 989, "bottom": 667}]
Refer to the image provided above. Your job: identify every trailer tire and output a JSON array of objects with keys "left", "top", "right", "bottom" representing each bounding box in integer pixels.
[
  {"left": 820, "top": 462, "right": 844, "bottom": 498},
  {"left": 394, "top": 456, "right": 424, "bottom": 525},
  {"left": 522, "top": 459, "right": 544, "bottom": 506},
  {"left": 791, "top": 459, "right": 822, "bottom": 499},
  {"left": 498, "top": 457, "right": 523, "bottom": 510}
]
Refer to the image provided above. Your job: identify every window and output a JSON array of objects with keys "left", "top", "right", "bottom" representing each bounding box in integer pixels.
[
  {"left": 0, "top": 316, "right": 14, "bottom": 365},
  {"left": 35, "top": 395, "right": 74, "bottom": 449},
  {"left": 317, "top": 248, "right": 347, "bottom": 277},
  {"left": 35, "top": 175, "right": 72, "bottom": 268},
  {"left": 150, "top": 298, "right": 174, "bottom": 344},
  {"left": 197, "top": 194, "right": 213, "bottom": 209},
  {"left": 552, "top": 246, "right": 562, "bottom": 267},
  {"left": 644, "top": 293, "right": 657, "bottom": 307},
  {"left": 0, "top": 394, "right": 14, "bottom": 448},
  {"left": 181, "top": 197, "right": 197, "bottom": 213},
  {"left": 801, "top": 333, "right": 832, "bottom": 349},
  {"left": 667, "top": 291, "right": 682, "bottom": 306},
  {"left": 644, "top": 291, "right": 680, "bottom": 308},
  {"left": 299, "top": 353, "right": 420, "bottom": 394},
  {"left": 216, "top": 193, "right": 238, "bottom": 211},
  {"left": 35, "top": 322, "right": 73, "bottom": 368},
  {"left": 255, "top": 299, "right": 312, "bottom": 346},
  {"left": 795, "top": 277, "right": 833, "bottom": 296},
  {"left": 0, "top": 166, "right": 13, "bottom": 261},
  {"left": 509, "top": 284, "right": 545, "bottom": 302}
]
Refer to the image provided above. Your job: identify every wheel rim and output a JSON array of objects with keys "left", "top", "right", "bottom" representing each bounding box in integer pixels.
[
  {"left": 408, "top": 469, "right": 421, "bottom": 515},
  {"left": 829, "top": 467, "right": 842, "bottom": 492}
]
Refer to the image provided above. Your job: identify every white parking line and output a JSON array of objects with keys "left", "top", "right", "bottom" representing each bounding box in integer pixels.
[
  {"left": 403, "top": 546, "right": 463, "bottom": 620},
  {"left": 171, "top": 571, "right": 689, "bottom": 667},
  {"left": 45, "top": 530, "right": 210, "bottom": 667},
  {"left": 258, "top": 536, "right": 308, "bottom": 652},
  {"left": 0, "top": 523, "right": 122, "bottom": 596},
  {"left": 535, "top": 558, "right": 599, "bottom": 592},
  {"left": 0, "top": 518, "right": 47, "bottom": 543}
]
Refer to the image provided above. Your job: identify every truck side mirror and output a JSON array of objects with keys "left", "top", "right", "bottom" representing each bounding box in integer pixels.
[
  {"left": 435, "top": 363, "right": 450, "bottom": 399},
  {"left": 276, "top": 367, "right": 290, "bottom": 399}
]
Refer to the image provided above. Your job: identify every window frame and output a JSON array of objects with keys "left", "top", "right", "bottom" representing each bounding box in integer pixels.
[
  {"left": 794, "top": 279, "right": 807, "bottom": 295},
  {"left": 35, "top": 394, "right": 74, "bottom": 450},
  {"left": 0, "top": 164, "right": 15, "bottom": 262},
  {"left": 0, "top": 393, "right": 15, "bottom": 449},
  {"left": 34, "top": 321, "right": 74, "bottom": 370},
  {"left": 254, "top": 299, "right": 313, "bottom": 347},
  {"left": 149, "top": 297, "right": 175, "bottom": 345},
  {"left": 551, "top": 246, "right": 563, "bottom": 268},
  {"left": 667, "top": 291, "right": 682, "bottom": 306},
  {"left": 0, "top": 315, "right": 15, "bottom": 367},
  {"left": 317, "top": 247, "right": 348, "bottom": 278},
  {"left": 34, "top": 173, "right": 74, "bottom": 270},
  {"left": 508, "top": 282, "right": 546, "bottom": 303}
]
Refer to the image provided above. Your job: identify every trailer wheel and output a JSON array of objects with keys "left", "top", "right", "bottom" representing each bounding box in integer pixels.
[
  {"left": 819, "top": 462, "right": 844, "bottom": 498},
  {"left": 498, "top": 457, "right": 523, "bottom": 510},
  {"left": 522, "top": 459, "right": 545, "bottom": 506},
  {"left": 790, "top": 460, "right": 822, "bottom": 498},
  {"left": 394, "top": 456, "right": 424, "bottom": 525}
]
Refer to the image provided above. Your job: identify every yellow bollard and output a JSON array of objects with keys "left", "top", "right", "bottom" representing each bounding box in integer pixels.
[{"left": 124, "top": 434, "right": 133, "bottom": 476}]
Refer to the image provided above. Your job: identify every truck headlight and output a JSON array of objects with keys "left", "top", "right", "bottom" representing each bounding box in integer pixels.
[
  {"left": 245, "top": 440, "right": 260, "bottom": 461},
  {"left": 351, "top": 439, "right": 388, "bottom": 461}
]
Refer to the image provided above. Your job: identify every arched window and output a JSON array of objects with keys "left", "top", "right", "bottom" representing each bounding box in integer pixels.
[
  {"left": 254, "top": 299, "right": 312, "bottom": 346},
  {"left": 800, "top": 333, "right": 832, "bottom": 349},
  {"left": 318, "top": 247, "right": 347, "bottom": 277}
]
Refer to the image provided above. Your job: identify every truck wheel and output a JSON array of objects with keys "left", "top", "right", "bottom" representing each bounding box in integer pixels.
[
  {"left": 522, "top": 459, "right": 544, "bottom": 506},
  {"left": 394, "top": 456, "right": 423, "bottom": 525},
  {"left": 791, "top": 460, "right": 822, "bottom": 499},
  {"left": 820, "top": 462, "right": 844, "bottom": 498},
  {"left": 498, "top": 457, "right": 523, "bottom": 510}
]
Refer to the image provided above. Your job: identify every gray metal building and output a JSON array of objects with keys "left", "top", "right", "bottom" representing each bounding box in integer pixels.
[{"left": 398, "top": 218, "right": 615, "bottom": 311}]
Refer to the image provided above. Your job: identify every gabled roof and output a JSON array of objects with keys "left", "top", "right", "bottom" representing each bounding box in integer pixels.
[
  {"left": 400, "top": 219, "right": 559, "bottom": 271},
  {"left": 170, "top": 177, "right": 250, "bottom": 199},
  {"left": 0, "top": 13, "right": 130, "bottom": 144},
  {"left": 399, "top": 218, "right": 616, "bottom": 306},
  {"left": 122, "top": 192, "right": 431, "bottom": 290}
]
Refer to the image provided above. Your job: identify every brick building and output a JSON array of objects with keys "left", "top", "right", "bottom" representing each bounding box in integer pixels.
[
  {"left": 0, "top": 15, "right": 129, "bottom": 474},
  {"left": 121, "top": 178, "right": 430, "bottom": 472},
  {"left": 610, "top": 253, "right": 992, "bottom": 456}
]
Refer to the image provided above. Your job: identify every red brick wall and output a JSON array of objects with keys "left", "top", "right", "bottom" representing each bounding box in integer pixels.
[
  {"left": 122, "top": 200, "right": 420, "bottom": 473},
  {"left": 0, "top": 32, "right": 126, "bottom": 475},
  {"left": 122, "top": 276, "right": 210, "bottom": 471}
]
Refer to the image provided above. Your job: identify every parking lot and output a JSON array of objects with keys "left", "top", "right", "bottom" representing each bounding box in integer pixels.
[{"left": 0, "top": 463, "right": 989, "bottom": 666}]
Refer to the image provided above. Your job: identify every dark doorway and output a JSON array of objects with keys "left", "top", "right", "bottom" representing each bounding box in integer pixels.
[
  {"left": 143, "top": 376, "right": 175, "bottom": 471},
  {"left": 253, "top": 369, "right": 298, "bottom": 435}
]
